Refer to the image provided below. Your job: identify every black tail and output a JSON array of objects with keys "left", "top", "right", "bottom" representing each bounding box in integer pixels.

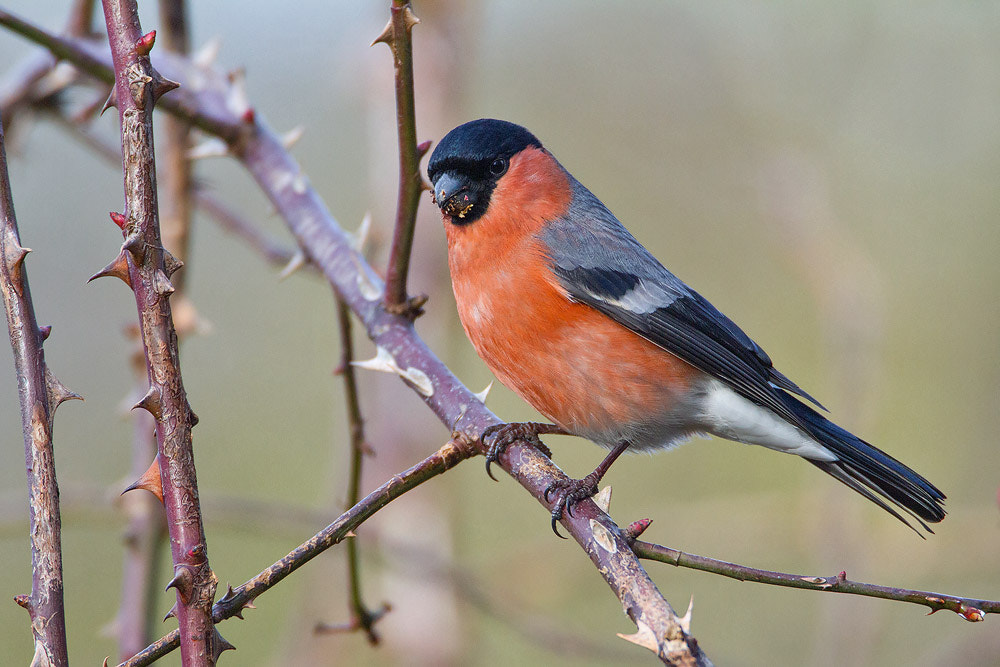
[{"left": 782, "top": 396, "right": 946, "bottom": 535}]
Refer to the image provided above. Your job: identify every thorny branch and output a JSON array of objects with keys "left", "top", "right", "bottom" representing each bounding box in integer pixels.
[
  {"left": 0, "top": 109, "right": 75, "bottom": 667},
  {"left": 632, "top": 540, "right": 998, "bottom": 621},
  {"left": 375, "top": 0, "right": 429, "bottom": 318},
  {"left": 313, "top": 297, "right": 391, "bottom": 643},
  {"left": 98, "top": 0, "right": 218, "bottom": 664}
]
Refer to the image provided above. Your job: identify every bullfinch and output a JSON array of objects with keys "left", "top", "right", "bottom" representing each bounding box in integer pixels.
[{"left": 427, "top": 118, "right": 945, "bottom": 535}]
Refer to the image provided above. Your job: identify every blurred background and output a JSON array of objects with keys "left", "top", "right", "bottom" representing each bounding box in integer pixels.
[{"left": 1, "top": 1, "right": 998, "bottom": 664}]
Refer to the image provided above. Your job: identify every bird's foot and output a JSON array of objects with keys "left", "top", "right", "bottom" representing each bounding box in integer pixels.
[
  {"left": 544, "top": 473, "right": 602, "bottom": 538},
  {"left": 481, "top": 422, "right": 561, "bottom": 481}
]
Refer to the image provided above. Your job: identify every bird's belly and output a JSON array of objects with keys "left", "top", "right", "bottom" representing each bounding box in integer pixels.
[{"left": 453, "top": 261, "right": 702, "bottom": 449}]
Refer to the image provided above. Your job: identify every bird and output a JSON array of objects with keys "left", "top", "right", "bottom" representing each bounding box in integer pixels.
[{"left": 426, "top": 118, "right": 945, "bottom": 536}]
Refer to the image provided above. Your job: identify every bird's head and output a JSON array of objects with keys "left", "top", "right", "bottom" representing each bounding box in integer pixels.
[{"left": 427, "top": 119, "right": 543, "bottom": 225}]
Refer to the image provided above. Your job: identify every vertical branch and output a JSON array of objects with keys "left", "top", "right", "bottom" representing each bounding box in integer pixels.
[
  {"left": 98, "top": 1, "right": 219, "bottom": 664},
  {"left": 115, "top": 0, "right": 191, "bottom": 658},
  {"left": 155, "top": 0, "right": 192, "bottom": 291},
  {"left": 375, "top": 0, "right": 430, "bottom": 318},
  {"left": 315, "top": 299, "right": 390, "bottom": 643},
  {"left": 0, "top": 110, "right": 75, "bottom": 666}
]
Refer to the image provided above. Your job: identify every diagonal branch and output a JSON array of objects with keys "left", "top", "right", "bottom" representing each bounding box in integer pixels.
[
  {"left": 0, "top": 110, "right": 77, "bottom": 666},
  {"left": 120, "top": 438, "right": 478, "bottom": 666},
  {"left": 633, "top": 540, "right": 998, "bottom": 621}
]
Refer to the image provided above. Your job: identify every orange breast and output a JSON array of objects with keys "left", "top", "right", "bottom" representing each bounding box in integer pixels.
[{"left": 444, "top": 148, "right": 699, "bottom": 445}]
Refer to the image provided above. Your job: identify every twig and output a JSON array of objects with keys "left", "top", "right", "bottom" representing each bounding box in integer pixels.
[
  {"left": 0, "top": 110, "right": 75, "bottom": 665},
  {"left": 41, "top": 108, "right": 299, "bottom": 268},
  {"left": 119, "top": 438, "right": 478, "bottom": 667},
  {"left": 192, "top": 187, "right": 299, "bottom": 266},
  {"left": 317, "top": 296, "right": 390, "bottom": 644},
  {"left": 98, "top": 1, "right": 218, "bottom": 664},
  {"left": 156, "top": 0, "right": 193, "bottom": 291},
  {"left": 632, "top": 540, "right": 998, "bottom": 622},
  {"left": 374, "top": 0, "right": 429, "bottom": 318}
]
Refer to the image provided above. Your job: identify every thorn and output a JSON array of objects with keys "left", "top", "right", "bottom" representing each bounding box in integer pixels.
[
  {"left": 218, "top": 584, "right": 237, "bottom": 606},
  {"left": 281, "top": 125, "right": 305, "bottom": 149},
  {"left": 152, "top": 269, "right": 175, "bottom": 297},
  {"left": 187, "top": 138, "right": 229, "bottom": 160},
  {"left": 103, "top": 658, "right": 110, "bottom": 667},
  {"left": 88, "top": 250, "right": 132, "bottom": 288},
  {"left": 211, "top": 627, "right": 236, "bottom": 663},
  {"left": 134, "top": 30, "right": 156, "bottom": 56},
  {"left": 38, "top": 325, "right": 51, "bottom": 341},
  {"left": 370, "top": 19, "right": 393, "bottom": 47},
  {"left": 473, "top": 381, "right": 493, "bottom": 404},
  {"left": 122, "top": 457, "right": 163, "bottom": 503},
  {"left": 344, "top": 530, "right": 357, "bottom": 538},
  {"left": 624, "top": 518, "right": 653, "bottom": 541},
  {"left": 162, "top": 603, "right": 177, "bottom": 622},
  {"left": 401, "top": 6, "right": 420, "bottom": 32},
  {"left": 162, "top": 249, "right": 184, "bottom": 277},
  {"left": 593, "top": 485, "right": 612, "bottom": 513},
  {"left": 165, "top": 566, "right": 195, "bottom": 604},
  {"left": 150, "top": 70, "right": 180, "bottom": 103},
  {"left": 132, "top": 385, "right": 162, "bottom": 419},
  {"left": 5, "top": 244, "right": 30, "bottom": 271},
  {"left": 45, "top": 366, "right": 83, "bottom": 407},
  {"left": 123, "top": 233, "right": 144, "bottom": 260},
  {"left": 14, "top": 594, "right": 29, "bottom": 609},
  {"left": 193, "top": 37, "right": 221, "bottom": 68},
  {"left": 109, "top": 211, "right": 128, "bottom": 231},
  {"left": 350, "top": 212, "right": 372, "bottom": 253},
  {"left": 278, "top": 249, "right": 308, "bottom": 280},
  {"left": 352, "top": 346, "right": 398, "bottom": 374},
  {"left": 190, "top": 410, "right": 199, "bottom": 427},
  {"left": 837, "top": 571, "right": 847, "bottom": 583},
  {"left": 617, "top": 619, "right": 659, "bottom": 652},
  {"left": 241, "top": 107, "right": 255, "bottom": 124},
  {"left": 416, "top": 139, "right": 432, "bottom": 159},
  {"left": 100, "top": 87, "right": 117, "bottom": 116},
  {"left": 225, "top": 68, "right": 252, "bottom": 121},
  {"left": 678, "top": 596, "right": 694, "bottom": 633}
]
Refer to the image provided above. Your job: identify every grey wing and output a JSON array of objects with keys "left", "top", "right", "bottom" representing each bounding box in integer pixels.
[{"left": 539, "top": 181, "right": 824, "bottom": 426}]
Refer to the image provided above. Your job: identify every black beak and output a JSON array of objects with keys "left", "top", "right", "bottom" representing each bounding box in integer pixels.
[{"left": 432, "top": 172, "right": 477, "bottom": 219}]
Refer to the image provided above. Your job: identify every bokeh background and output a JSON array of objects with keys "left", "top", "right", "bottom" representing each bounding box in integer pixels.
[{"left": 1, "top": 1, "right": 998, "bottom": 664}]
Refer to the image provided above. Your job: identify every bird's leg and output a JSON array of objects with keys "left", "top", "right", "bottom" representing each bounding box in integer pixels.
[
  {"left": 544, "top": 440, "right": 631, "bottom": 537},
  {"left": 481, "top": 422, "right": 567, "bottom": 481}
]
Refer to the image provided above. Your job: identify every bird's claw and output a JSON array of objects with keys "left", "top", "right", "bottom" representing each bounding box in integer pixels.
[
  {"left": 481, "top": 422, "right": 554, "bottom": 481},
  {"left": 544, "top": 474, "right": 600, "bottom": 538}
]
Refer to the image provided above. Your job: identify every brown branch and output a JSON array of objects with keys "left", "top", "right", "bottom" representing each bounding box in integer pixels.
[
  {"left": 315, "top": 296, "right": 390, "bottom": 644},
  {"left": 120, "top": 438, "right": 478, "bottom": 667},
  {"left": 375, "top": 0, "right": 428, "bottom": 318},
  {"left": 633, "top": 540, "right": 998, "bottom": 622},
  {"left": 0, "top": 110, "right": 75, "bottom": 666},
  {"left": 98, "top": 1, "right": 218, "bottom": 664},
  {"left": 114, "top": 4, "right": 190, "bottom": 653},
  {"left": 156, "top": 0, "right": 193, "bottom": 291}
]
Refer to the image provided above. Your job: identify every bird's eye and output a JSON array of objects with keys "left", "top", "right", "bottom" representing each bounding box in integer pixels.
[{"left": 489, "top": 158, "right": 508, "bottom": 177}]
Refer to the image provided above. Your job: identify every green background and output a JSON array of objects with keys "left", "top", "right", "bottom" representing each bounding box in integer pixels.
[{"left": 1, "top": 1, "right": 998, "bottom": 664}]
